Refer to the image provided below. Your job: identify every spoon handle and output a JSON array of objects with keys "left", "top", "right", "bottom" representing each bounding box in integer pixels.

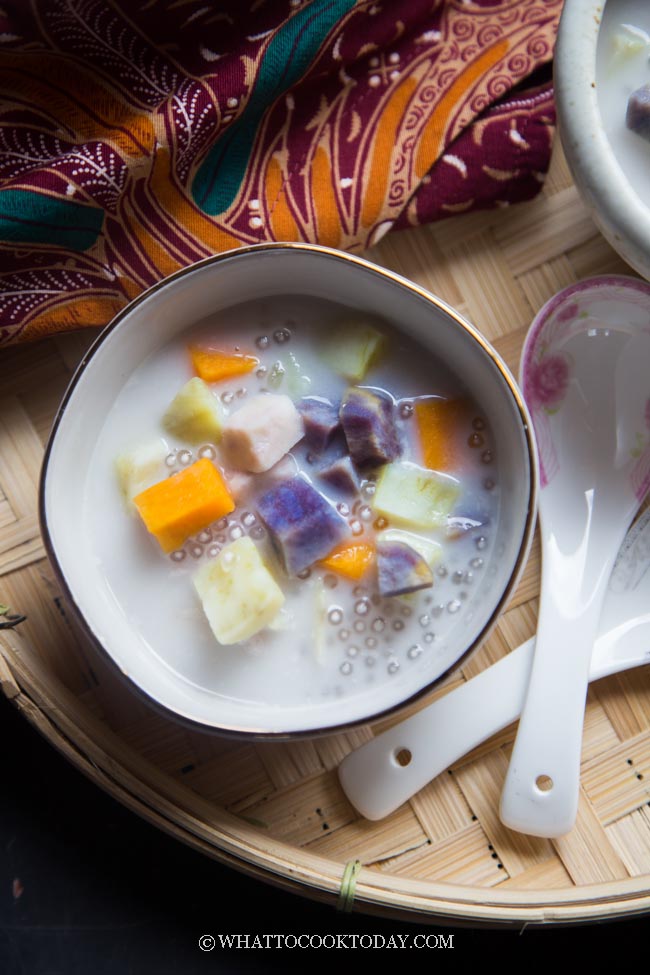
[
  {"left": 338, "top": 641, "right": 534, "bottom": 821},
  {"left": 338, "top": 622, "right": 650, "bottom": 822},
  {"left": 499, "top": 541, "right": 617, "bottom": 838}
]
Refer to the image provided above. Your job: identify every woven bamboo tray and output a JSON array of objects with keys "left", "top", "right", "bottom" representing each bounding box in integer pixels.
[{"left": 2, "top": 144, "right": 650, "bottom": 927}]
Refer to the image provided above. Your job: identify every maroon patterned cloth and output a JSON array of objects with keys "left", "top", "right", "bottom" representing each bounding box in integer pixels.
[{"left": 0, "top": 0, "right": 561, "bottom": 345}]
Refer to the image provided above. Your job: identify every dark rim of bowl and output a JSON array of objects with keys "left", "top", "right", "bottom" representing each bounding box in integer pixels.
[{"left": 39, "top": 241, "right": 539, "bottom": 740}]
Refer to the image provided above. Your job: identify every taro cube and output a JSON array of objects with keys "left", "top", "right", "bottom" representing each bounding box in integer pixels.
[
  {"left": 224, "top": 454, "right": 299, "bottom": 503},
  {"left": 221, "top": 393, "right": 304, "bottom": 473}
]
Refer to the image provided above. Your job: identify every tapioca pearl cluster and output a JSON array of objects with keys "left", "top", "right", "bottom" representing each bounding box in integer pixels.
[
  {"left": 168, "top": 509, "right": 265, "bottom": 564},
  {"left": 347, "top": 542, "right": 487, "bottom": 682},
  {"left": 323, "top": 583, "right": 449, "bottom": 679},
  {"left": 335, "top": 487, "right": 379, "bottom": 537},
  {"left": 312, "top": 540, "right": 484, "bottom": 676},
  {"left": 268, "top": 362, "right": 285, "bottom": 388},
  {"left": 165, "top": 443, "right": 217, "bottom": 474},
  {"left": 253, "top": 328, "right": 294, "bottom": 390},
  {"left": 200, "top": 327, "right": 296, "bottom": 405}
]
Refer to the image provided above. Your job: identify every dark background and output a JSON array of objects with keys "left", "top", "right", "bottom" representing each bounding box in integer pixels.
[{"left": 0, "top": 692, "right": 646, "bottom": 974}]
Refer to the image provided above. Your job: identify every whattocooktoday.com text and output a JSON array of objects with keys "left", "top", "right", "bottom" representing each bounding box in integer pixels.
[{"left": 198, "top": 932, "right": 455, "bottom": 951}]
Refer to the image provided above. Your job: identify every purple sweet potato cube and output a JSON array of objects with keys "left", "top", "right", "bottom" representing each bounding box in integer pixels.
[
  {"left": 297, "top": 396, "right": 341, "bottom": 453},
  {"left": 340, "top": 386, "right": 401, "bottom": 469},
  {"left": 377, "top": 539, "right": 433, "bottom": 597},
  {"left": 256, "top": 475, "right": 349, "bottom": 574},
  {"left": 627, "top": 84, "right": 650, "bottom": 141},
  {"left": 318, "top": 455, "right": 360, "bottom": 495}
]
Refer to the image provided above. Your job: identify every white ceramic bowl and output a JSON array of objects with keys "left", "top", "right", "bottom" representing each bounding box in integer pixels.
[
  {"left": 556, "top": 0, "right": 650, "bottom": 280},
  {"left": 40, "top": 244, "right": 537, "bottom": 737}
]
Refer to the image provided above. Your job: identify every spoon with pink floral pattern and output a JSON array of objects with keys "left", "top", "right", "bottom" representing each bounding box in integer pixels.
[{"left": 499, "top": 275, "right": 650, "bottom": 838}]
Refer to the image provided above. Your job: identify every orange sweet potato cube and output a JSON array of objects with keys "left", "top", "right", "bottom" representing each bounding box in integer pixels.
[
  {"left": 189, "top": 346, "right": 259, "bottom": 383},
  {"left": 320, "top": 541, "right": 375, "bottom": 581},
  {"left": 133, "top": 457, "right": 234, "bottom": 553},
  {"left": 414, "top": 397, "right": 474, "bottom": 473}
]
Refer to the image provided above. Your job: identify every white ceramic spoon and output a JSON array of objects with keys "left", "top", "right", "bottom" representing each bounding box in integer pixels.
[
  {"left": 338, "top": 509, "right": 650, "bottom": 821},
  {"left": 499, "top": 276, "right": 650, "bottom": 837}
]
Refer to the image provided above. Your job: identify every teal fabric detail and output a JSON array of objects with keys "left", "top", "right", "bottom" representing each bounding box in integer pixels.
[
  {"left": 192, "top": 0, "right": 355, "bottom": 216},
  {"left": 0, "top": 189, "right": 103, "bottom": 251}
]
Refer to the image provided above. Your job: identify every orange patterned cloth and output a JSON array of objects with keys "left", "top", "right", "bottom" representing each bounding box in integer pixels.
[{"left": 0, "top": 0, "right": 562, "bottom": 345}]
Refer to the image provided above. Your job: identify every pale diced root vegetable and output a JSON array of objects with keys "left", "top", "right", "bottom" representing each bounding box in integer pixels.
[
  {"left": 163, "top": 377, "right": 223, "bottom": 445},
  {"left": 193, "top": 536, "right": 284, "bottom": 645},
  {"left": 377, "top": 528, "right": 442, "bottom": 568},
  {"left": 610, "top": 28, "right": 649, "bottom": 72},
  {"left": 115, "top": 438, "right": 168, "bottom": 506},
  {"left": 285, "top": 353, "right": 311, "bottom": 397},
  {"left": 222, "top": 469, "right": 253, "bottom": 503},
  {"left": 256, "top": 475, "right": 349, "bottom": 575},
  {"left": 377, "top": 539, "right": 433, "bottom": 597},
  {"left": 372, "top": 461, "right": 460, "bottom": 530},
  {"left": 340, "top": 387, "right": 401, "bottom": 469},
  {"left": 221, "top": 393, "right": 304, "bottom": 473},
  {"left": 224, "top": 454, "right": 299, "bottom": 503},
  {"left": 320, "top": 317, "right": 386, "bottom": 381}
]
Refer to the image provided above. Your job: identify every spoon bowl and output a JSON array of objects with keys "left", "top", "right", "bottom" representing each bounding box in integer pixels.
[{"left": 499, "top": 275, "right": 650, "bottom": 837}]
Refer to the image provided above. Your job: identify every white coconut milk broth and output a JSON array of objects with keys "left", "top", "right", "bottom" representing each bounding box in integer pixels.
[
  {"left": 85, "top": 295, "right": 500, "bottom": 713},
  {"left": 597, "top": 0, "right": 650, "bottom": 204}
]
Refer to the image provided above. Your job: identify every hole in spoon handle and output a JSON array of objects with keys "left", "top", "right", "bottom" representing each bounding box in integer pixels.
[
  {"left": 498, "top": 618, "right": 595, "bottom": 837},
  {"left": 498, "top": 625, "right": 590, "bottom": 838},
  {"left": 499, "top": 590, "right": 603, "bottom": 837},
  {"left": 339, "top": 643, "right": 533, "bottom": 820},
  {"left": 499, "top": 507, "right": 632, "bottom": 838},
  {"left": 500, "top": 752, "right": 580, "bottom": 838},
  {"left": 394, "top": 748, "right": 412, "bottom": 767}
]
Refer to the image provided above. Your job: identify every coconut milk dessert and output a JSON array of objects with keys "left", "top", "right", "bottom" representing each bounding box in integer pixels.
[
  {"left": 85, "top": 295, "right": 500, "bottom": 715},
  {"left": 597, "top": 0, "right": 650, "bottom": 203}
]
